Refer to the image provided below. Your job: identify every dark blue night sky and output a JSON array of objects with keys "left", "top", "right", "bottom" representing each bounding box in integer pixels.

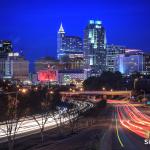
[{"left": 0, "top": 0, "right": 150, "bottom": 65}]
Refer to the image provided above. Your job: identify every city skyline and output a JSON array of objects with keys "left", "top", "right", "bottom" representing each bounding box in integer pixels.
[
  {"left": 1, "top": 1, "right": 150, "bottom": 150},
  {"left": 0, "top": 0, "right": 150, "bottom": 63}
]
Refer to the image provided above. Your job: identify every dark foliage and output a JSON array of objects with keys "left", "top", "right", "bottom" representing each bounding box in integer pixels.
[{"left": 83, "top": 71, "right": 123, "bottom": 90}]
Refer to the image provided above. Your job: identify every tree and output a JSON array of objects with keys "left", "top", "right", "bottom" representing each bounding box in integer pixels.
[
  {"left": 50, "top": 89, "right": 66, "bottom": 136},
  {"left": 29, "top": 87, "right": 53, "bottom": 144},
  {"left": 83, "top": 71, "right": 123, "bottom": 90},
  {"left": 83, "top": 76, "right": 100, "bottom": 90},
  {"left": 0, "top": 93, "right": 28, "bottom": 150},
  {"left": 65, "top": 101, "right": 81, "bottom": 134}
]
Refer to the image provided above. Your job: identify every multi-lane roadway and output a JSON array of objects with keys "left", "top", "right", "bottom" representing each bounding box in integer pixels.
[
  {"left": 0, "top": 96, "right": 150, "bottom": 150},
  {"left": 0, "top": 101, "right": 93, "bottom": 143},
  {"left": 108, "top": 99, "right": 150, "bottom": 150}
]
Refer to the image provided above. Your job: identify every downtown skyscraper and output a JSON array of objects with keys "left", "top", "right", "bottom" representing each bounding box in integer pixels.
[
  {"left": 57, "top": 23, "right": 65, "bottom": 60},
  {"left": 57, "top": 23, "right": 84, "bottom": 71},
  {"left": 57, "top": 23, "right": 83, "bottom": 61},
  {"left": 84, "top": 20, "right": 107, "bottom": 75}
]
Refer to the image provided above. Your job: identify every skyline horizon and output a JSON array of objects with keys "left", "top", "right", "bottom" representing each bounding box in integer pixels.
[
  {"left": 0, "top": 0, "right": 150, "bottom": 64},
  {"left": 1, "top": 19, "right": 149, "bottom": 61}
]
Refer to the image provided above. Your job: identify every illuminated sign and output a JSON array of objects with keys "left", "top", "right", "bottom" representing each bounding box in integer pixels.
[
  {"left": 38, "top": 69, "right": 57, "bottom": 82},
  {"left": 64, "top": 75, "right": 71, "bottom": 83}
]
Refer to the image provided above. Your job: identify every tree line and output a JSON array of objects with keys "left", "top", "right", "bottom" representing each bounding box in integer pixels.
[
  {"left": 83, "top": 71, "right": 150, "bottom": 91},
  {"left": 0, "top": 84, "right": 82, "bottom": 150}
]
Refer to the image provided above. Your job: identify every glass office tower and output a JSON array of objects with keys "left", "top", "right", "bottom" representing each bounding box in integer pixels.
[{"left": 83, "top": 20, "right": 106, "bottom": 75}]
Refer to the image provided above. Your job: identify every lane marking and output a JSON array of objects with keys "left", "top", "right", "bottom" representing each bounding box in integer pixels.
[{"left": 115, "top": 110, "right": 124, "bottom": 148}]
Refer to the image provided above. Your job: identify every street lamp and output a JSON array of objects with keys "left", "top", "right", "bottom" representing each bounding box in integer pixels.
[
  {"left": 102, "top": 87, "right": 106, "bottom": 91},
  {"left": 34, "top": 87, "right": 38, "bottom": 91},
  {"left": 80, "top": 87, "right": 84, "bottom": 92},
  {"left": 134, "top": 78, "right": 138, "bottom": 89},
  {"left": 4, "top": 89, "right": 28, "bottom": 107},
  {"left": 49, "top": 90, "right": 54, "bottom": 94},
  {"left": 141, "top": 89, "right": 146, "bottom": 99},
  {"left": 16, "top": 85, "right": 20, "bottom": 88},
  {"left": 22, "top": 88, "right": 28, "bottom": 94},
  {"left": 19, "top": 88, "right": 28, "bottom": 94}
]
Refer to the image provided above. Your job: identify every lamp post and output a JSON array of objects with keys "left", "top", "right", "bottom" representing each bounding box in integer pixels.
[
  {"left": 134, "top": 78, "right": 138, "bottom": 89},
  {"left": 80, "top": 87, "right": 84, "bottom": 92},
  {"left": 4, "top": 88, "right": 28, "bottom": 101},
  {"left": 141, "top": 89, "right": 146, "bottom": 99},
  {"left": 102, "top": 87, "right": 106, "bottom": 91}
]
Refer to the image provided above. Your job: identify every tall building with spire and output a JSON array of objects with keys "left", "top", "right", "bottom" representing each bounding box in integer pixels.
[
  {"left": 57, "top": 23, "right": 65, "bottom": 60},
  {"left": 84, "top": 20, "right": 107, "bottom": 75},
  {"left": 57, "top": 23, "right": 83, "bottom": 70}
]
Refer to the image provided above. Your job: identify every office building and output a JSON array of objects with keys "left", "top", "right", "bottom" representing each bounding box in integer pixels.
[
  {"left": 0, "top": 40, "right": 13, "bottom": 58},
  {"left": 57, "top": 23, "right": 83, "bottom": 58},
  {"left": 58, "top": 70, "right": 84, "bottom": 86},
  {"left": 106, "top": 45, "right": 125, "bottom": 72},
  {"left": 125, "top": 49, "right": 143, "bottom": 55},
  {"left": 57, "top": 23, "right": 65, "bottom": 60},
  {"left": 0, "top": 52, "right": 29, "bottom": 81},
  {"left": 143, "top": 53, "right": 150, "bottom": 75},
  {"left": 116, "top": 54, "right": 143, "bottom": 75},
  {"left": 57, "top": 23, "right": 84, "bottom": 70},
  {"left": 84, "top": 20, "right": 106, "bottom": 75},
  {"left": 35, "top": 56, "right": 59, "bottom": 73}
]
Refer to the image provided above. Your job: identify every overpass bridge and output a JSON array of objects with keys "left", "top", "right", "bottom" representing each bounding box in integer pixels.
[{"left": 60, "top": 91, "right": 132, "bottom": 97}]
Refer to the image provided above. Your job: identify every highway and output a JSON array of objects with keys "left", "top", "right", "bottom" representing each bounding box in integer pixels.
[
  {"left": 108, "top": 99, "right": 150, "bottom": 150},
  {"left": 0, "top": 101, "right": 93, "bottom": 143},
  {"left": 1, "top": 97, "right": 150, "bottom": 150}
]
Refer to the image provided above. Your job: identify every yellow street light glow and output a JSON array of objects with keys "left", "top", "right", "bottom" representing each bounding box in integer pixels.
[
  {"left": 21, "top": 88, "right": 28, "bottom": 94},
  {"left": 16, "top": 85, "right": 20, "bottom": 88}
]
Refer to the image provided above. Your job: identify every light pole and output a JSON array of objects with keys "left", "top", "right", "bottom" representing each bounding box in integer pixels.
[
  {"left": 134, "top": 78, "right": 138, "bottom": 89},
  {"left": 4, "top": 88, "right": 28, "bottom": 102},
  {"left": 141, "top": 89, "right": 146, "bottom": 99},
  {"left": 4, "top": 91, "right": 19, "bottom": 108},
  {"left": 102, "top": 87, "right": 106, "bottom": 91}
]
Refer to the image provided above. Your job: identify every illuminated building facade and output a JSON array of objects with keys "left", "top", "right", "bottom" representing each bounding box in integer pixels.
[
  {"left": 35, "top": 56, "right": 59, "bottom": 73},
  {"left": 57, "top": 23, "right": 84, "bottom": 70},
  {"left": 58, "top": 70, "right": 84, "bottom": 86},
  {"left": 125, "top": 49, "right": 143, "bottom": 55},
  {"left": 106, "top": 45, "right": 125, "bottom": 72},
  {"left": 37, "top": 69, "right": 57, "bottom": 82},
  {"left": 35, "top": 57, "right": 58, "bottom": 83},
  {"left": 116, "top": 54, "right": 143, "bottom": 75},
  {"left": 143, "top": 53, "right": 150, "bottom": 75},
  {"left": 0, "top": 52, "right": 29, "bottom": 80},
  {"left": 57, "top": 23, "right": 83, "bottom": 61},
  {"left": 0, "top": 40, "right": 13, "bottom": 58},
  {"left": 60, "top": 52, "right": 84, "bottom": 70},
  {"left": 84, "top": 20, "right": 106, "bottom": 75}
]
